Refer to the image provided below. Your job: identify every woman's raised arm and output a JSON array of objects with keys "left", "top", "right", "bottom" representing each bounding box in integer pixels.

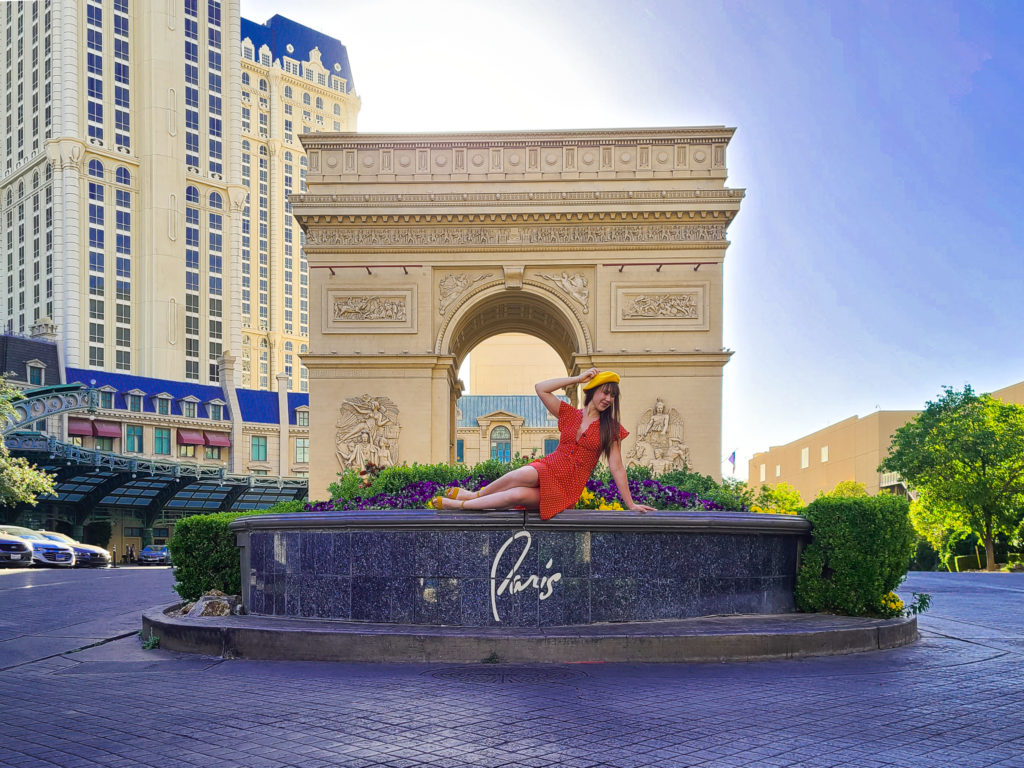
[{"left": 534, "top": 368, "right": 599, "bottom": 417}]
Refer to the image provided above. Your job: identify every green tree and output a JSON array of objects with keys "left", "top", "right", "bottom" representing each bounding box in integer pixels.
[
  {"left": 0, "top": 379, "right": 56, "bottom": 509},
  {"left": 880, "top": 386, "right": 1024, "bottom": 572},
  {"left": 751, "top": 482, "right": 803, "bottom": 515},
  {"left": 818, "top": 480, "right": 869, "bottom": 498}
]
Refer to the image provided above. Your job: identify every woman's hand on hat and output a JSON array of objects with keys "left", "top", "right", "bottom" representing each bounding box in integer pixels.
[{"left": 578, "top": 368, "right": 600, "bottom": 384}]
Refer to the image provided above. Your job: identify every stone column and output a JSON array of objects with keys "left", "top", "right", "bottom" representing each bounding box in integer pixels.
[
  {"left": 218, "top": 351, "right": 243, "bottom": 473},
  {"left": 276, "top": 371, "right": 290, "bottom": 476}
]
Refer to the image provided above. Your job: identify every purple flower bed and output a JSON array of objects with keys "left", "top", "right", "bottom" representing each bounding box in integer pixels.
[{"left": 306, "top": 474, "right": 725, "bottom": 512}]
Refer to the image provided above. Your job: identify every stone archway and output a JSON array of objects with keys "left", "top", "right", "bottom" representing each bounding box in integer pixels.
[{"left": 293, "top": 128, "right": 743, "bottom": 499}]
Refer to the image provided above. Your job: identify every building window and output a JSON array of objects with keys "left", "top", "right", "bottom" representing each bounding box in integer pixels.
[
  {"left": 182, "top": 401, "right": 197, "bottom": 418},
  {"left": 28, "top": 365, "right": 43, "bottom": 385},
  {"left": 179, "top": 444, "right": 196, "bottom": 458},
  {"left": 125, "top": 425, "right": 143, "bottom": 453},
  {"left": 205, "top": 446, "right": 222, "bottom": 460},
  {"left": 69, "top": 436, "right": 84, "bottom": 447},
  {"left": 95, "top": 437, "right": 114, "bottom": 451},
  {"left": 251, "top": 435, "right": 267, "bottom": 462},
  {"left": 775, "top": 465, "right": 781, "bottom": 478},
  {"left": 820, "top": 446, "right": 829, "bottom": 463},
  {"left": 294, "top": 438, "right": 309, "bottom": 463},
  {"left": 157, "top": 398, "right": 170, "bottom": 415},
  {"left": 127, "top": 394, "right": 142, "bottom": 412},
  {"left": 296, "top": 410, "right": 309, "bottom": 427},
  {"left": 544, "top": 439, "right": 559, "bottom": 456},
  {"left": 456, "top": 439, "right": 464, "bottom": 463},
  {"left": 209, "top": 404, "right": 222, "bottom": 420},
  {"left": 100, "top": 392, "right": 114, "bottom": 409},
  {"left": 800, "top": 447, "right": 810, "bottom": 469},
  {"left": 490, "top": 426, "right": 512, "bottom": 463},
  {"left": 759, "top": 464, "right": 766, "bottom": 483},
  {"left": 154, "top": 428, "right": 171, "bottom": 455}
]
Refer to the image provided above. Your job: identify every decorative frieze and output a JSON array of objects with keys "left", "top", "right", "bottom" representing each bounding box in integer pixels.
[
  {"left": 306, "top": 222, "right": 727, "bottom": 250},
  {"left": 323, "top": 289, "right": 416, "bottom": 334},
  {"left": 611, "top": 282, "right": 709, "bottom": 332}
]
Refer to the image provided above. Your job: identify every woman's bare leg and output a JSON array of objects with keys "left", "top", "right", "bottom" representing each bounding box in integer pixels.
[
  {"left": 475, "top": 465, "right": 540, "bottom": 497},
  {"left": 440, "top": 486, "right": 540, "bottom": 511}
]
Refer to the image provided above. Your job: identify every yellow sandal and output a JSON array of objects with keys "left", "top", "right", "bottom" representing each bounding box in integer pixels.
[{"left": 426, "top": 496, "right": 444, "bottom": 510}]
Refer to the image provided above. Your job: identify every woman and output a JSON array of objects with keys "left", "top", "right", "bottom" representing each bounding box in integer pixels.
[{"left": 431, "top": 368, "right": 656, "bottom": 517}]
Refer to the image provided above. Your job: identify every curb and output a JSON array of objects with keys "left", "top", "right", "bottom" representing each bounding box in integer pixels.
[{"left": 143, "top": 606, "right": 918, "bottom": 664}]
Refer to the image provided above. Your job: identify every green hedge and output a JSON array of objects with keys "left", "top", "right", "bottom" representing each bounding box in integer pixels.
[
  {"left": 795, "top": 495, "right": 915, "bottom": 616},
  {"left": 168, "top": 499, "right": 306, "bottom": 601},
  {"left": 953, "top": 553, "right": 984, "bottom": 571}
]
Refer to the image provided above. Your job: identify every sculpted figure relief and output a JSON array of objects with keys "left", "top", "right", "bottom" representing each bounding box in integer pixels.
[
  {"left": 335, "top": 395, "right": 401, "bottom": 469},
  {"left": 333, "top": 296, "right": 407, "bottom": 322},
  {"left": 540, "top": 272, "right": 589, "bottom": 312},
  {"left": 624, "top": 293, "right": 698, "bottom": 319},
  {"left": 626, "top": 398, "right": 689, "bottom": 472},
  {"left": 438, "top": 272, "right": 492, "bottom": 315}
]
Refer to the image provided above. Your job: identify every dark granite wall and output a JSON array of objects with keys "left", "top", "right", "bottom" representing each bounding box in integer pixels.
[{"left": 245, "top": 527, "right": 801, "bottom": 627}]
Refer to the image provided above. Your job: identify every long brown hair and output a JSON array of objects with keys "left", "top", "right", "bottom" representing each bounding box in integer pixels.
[{"left": 583, "top": 382, "right": 621, "bottom": 459}]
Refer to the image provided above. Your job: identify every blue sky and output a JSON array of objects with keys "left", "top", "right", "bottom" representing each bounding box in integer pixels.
[{"left": 243, "top": 0, "right": 1024, "bottom": 479}]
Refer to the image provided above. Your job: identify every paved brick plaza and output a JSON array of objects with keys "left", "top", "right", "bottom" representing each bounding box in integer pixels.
[{"left": 1, "top": 567, "right": 1021, "bottom": 767}]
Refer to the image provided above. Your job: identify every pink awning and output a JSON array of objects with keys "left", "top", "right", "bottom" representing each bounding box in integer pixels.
[
  {"left": 67, "top": 418, "right": 93, "bottom": 437},
  {"left": 176, "top": 429, "right": 205, "bottom": 445},
  {"left": 92, "top": 421, "right": 123, "bottom": 438},
  {"left": 203, "top": 431, "right": 231, "bottom": 447}
]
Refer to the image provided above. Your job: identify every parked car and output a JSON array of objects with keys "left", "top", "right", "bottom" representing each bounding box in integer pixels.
[
  {"left": 138, "top": 545, "right": 171, "bottom": 566},
  {"left": 0, "top": 532, "right": 33, "bottom": 567},
  {"left": 0, "top": 525, "right": 75, "bottom": 567},
  {"left": 39, "top": 531, "right": 111, "bottom": 568}
]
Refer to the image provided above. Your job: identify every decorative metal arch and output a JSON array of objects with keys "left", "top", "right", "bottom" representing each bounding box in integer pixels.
[{"left": 2, "top": 385, "right": 97, "bottom": 436}]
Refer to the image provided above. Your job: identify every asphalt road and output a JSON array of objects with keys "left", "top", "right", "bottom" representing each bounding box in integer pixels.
[{"left": 1, "top": 567, "right": 1022, "bottom": 767}]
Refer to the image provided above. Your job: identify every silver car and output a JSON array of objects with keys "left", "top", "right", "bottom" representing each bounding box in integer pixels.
[
  {"left": 39, "top": 531, "right": 111, "bottom": 568},
  {"left": 0, "top": 525, "right": 75, "bottom": 567}
]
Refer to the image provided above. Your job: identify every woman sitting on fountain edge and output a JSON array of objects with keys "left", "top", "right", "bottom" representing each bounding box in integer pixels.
[{"left": 430, "top": 368, "right": 656, "bottom": 518}]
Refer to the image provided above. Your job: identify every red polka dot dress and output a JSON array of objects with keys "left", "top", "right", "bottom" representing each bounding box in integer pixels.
[{"left": 530, "top": 400, "right": 629, "bottom": 520}]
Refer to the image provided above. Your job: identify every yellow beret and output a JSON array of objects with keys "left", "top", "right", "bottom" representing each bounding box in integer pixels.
[{"left": 582, "top": 371, "right": 620, "bottom": 390}]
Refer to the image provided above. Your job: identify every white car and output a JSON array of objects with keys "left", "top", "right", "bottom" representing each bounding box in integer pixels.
[{"left": 0, "top": 525, "right": 76, "bottom": 567}]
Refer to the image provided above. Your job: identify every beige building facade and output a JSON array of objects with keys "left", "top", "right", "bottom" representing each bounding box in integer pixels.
[
  {"left": 750, "top": 379, "right": 1024, "bottom": 501},
  {"left": 467, "top": 333, "right": 565, "bottom": 395},
  {"left": 0, "top": 4, "right": 358, "bottom": 395},
  {"left": 748, "top": 411, "right": 920, "bottom": 502},
  {"left": 238, "top": 18, "right": 360, "bottom": 391},
  {"left": 292, "top": 128, "right": 745, "bottom": 499}
]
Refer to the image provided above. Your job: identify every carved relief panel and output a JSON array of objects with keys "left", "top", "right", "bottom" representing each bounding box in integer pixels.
[
  {"left": 626, "top": 398, "right": 688, "bottom": 473},
  {"left": 323, "top": 289, "right": 416, "bottom": 334},
  {"left": 610, "top": 282, "right": 709, "bottom": 332},
  {"left": 437, "top": 271, "right": 495, "bottom": 316},
  {"left": 335, "top": 395, "right": 401, "bottom": 469}
]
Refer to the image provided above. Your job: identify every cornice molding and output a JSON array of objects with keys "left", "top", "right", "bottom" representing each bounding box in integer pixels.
[{"left": 299, "top": 126, "right": 737, "bottom": 151}]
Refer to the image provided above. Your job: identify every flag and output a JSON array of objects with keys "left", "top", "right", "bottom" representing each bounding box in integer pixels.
[{"left": 727, "top": 451, "right": 736, "bottom": 472}]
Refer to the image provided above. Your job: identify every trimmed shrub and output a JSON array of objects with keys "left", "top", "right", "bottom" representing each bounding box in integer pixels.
[
  {"left": 169, "top": 512, "right": 246, "bottom": 601},
  {"left": 795, "top": 495, "right": 915, "bottom": 616},
  {"left": 953, "top": 553, "right": 984, "bottom": 571},
  {"left": 169, "top": 500, "right": 304, "bottom": 601}
]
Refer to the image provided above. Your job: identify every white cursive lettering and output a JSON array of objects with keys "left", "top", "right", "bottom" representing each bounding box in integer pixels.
[{"left": 490, "top": 531, "right": 563, "bottom": 622}]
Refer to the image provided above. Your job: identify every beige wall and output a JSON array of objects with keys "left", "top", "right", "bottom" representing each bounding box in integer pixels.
[
  {"left": 468, "top": 333, "right": 565, "bottom": 395},
  {"left": 748, "top": 411, "right": 920, "bottom": 502}
]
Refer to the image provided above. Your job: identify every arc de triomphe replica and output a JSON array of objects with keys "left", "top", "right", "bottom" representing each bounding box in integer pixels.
[{"left": 292, "top": 128, "right": 744, "bottom": 500}]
